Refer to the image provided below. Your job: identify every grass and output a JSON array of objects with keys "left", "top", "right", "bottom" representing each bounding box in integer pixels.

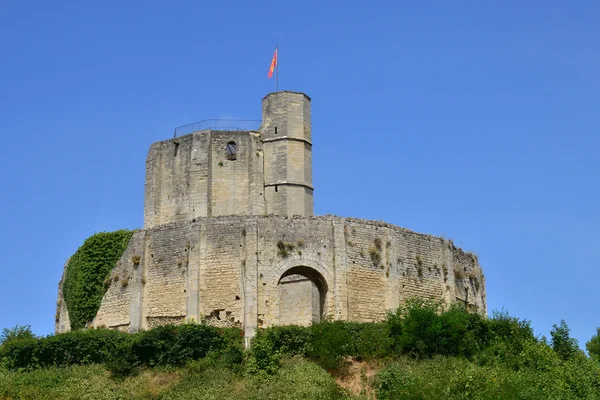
[
  {"left": 6, "top": 353, "right": 597, "bottom": 400},
  {"left": 0, "top": 364, "right": 179, "bottom": 400},
  {"left": 0, "top": 358, "right": 360, "bottom": 400}
]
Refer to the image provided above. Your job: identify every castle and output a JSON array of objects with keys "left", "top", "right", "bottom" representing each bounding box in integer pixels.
[{"left": 56, "top": 91, "right": 486, "bottom": 344}]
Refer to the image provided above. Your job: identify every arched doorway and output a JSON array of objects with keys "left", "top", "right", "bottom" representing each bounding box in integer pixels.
[{"left": 277, "top": 266, "right": 328, "bottom": 326}]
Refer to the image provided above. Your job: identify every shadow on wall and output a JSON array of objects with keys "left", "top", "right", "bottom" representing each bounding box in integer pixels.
[{"left": 278, "top": 266, "right": 328, "bottom": 326}]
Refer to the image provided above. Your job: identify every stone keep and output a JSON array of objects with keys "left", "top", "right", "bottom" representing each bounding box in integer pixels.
[
  {"left": 143, "top": 91, "right": 313, "bottom": 228},
  {"left": 56, "top": 91, "right": 487, "bottom": 345}
]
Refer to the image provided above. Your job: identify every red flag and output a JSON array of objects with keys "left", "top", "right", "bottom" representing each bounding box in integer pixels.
[{"left": 268, "top": 48, "right": 277, "bottom": 78}]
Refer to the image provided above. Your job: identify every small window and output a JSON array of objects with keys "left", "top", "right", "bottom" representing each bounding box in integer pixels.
[{"left": 226, "top": 141, "right": 237, "bottom": 160}]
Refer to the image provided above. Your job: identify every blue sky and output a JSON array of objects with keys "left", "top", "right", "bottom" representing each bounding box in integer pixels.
[{"left": 0, "top": 1, "right": 598, "bottom": 348}]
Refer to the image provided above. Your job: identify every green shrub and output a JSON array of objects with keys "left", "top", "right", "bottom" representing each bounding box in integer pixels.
[
  {"left": 36, "top": 329, "right": 128, "bottom": 368},
  {"left": 0, "top": 337, "right": 37, "bottom": 371},
  {"left": 248, "top": 321, "right": 392, "bottom": 375},
  {"left": 260, "top": 325, "right": 313, "bottom": 357},
  {"left": 551, "top": 320, "right": 581, "bottom": 361},
  {"left": 0, "top": 324, "right": 225, "bottom": 374},
  {"left": 0, "top": 325, "right": 36, "bottom": 345},
  {"left": 308, "top": 321, "right": 354, "bottom": 372},
  {"left": 487, "top": 309, "right": 534, "bottom": 345},
  {"left": 218, "top": 327, "right": 244, "bottom": 349},
  {"left": 560, "top": 352, "right": 600, "bottom": 398},
  {"left": 246, "top": 331, "right": 281, "bottom": 376},
  {"left": 132, "top": 324, "right": 223, "bottom": 368},
  {"left": 586, "top": 328, "right": 600, "bottom": 361},
  {"left": 345, "top": 322, "right": 392, "bottom": 360},
  {"left": 221, "top": 343, "right": 244, "bottom": 369},
  {"left": 0, "top": 329, "right": 129, "bottom": 371},
  {"left": 387, "top": 298, "right": 491, "bottom": 359},
  {"left": 375, "top": 355, "right": 600, "bottom": 400},
  {"left": 105, "top": 336, "right": 138, "bottom": 378},
  {"left": 63, "top": 230, "right": 134, "bottom": 330}
]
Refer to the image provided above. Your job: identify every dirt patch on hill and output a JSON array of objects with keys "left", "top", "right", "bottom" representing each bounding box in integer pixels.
[{"left": 335, "top": 359, "right": 385, "bottom": 399}]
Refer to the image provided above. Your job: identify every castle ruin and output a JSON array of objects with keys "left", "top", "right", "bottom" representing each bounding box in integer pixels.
[{"left": 56, "top": 91, "right": 486, "bottom": 345}]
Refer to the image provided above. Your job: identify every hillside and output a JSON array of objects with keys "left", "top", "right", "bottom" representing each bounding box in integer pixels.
[{"left": 2, "top": 301, "right": 600, "bottom": 399}]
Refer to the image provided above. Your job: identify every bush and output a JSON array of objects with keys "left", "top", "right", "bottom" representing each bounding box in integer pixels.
[
  {"left": 0, "top": 325, "right": 36, "bottom": 345},
  {"left": 218, "top": 327, "right": 244, "bottom": 350},
  {"left": 248, "top": 320, "right": 392, "bottom": 375},
  {"left": 0, "top": 324, "right": 226, "bottom": 374},
  {"left": 387, "top": 298, "right": 490, "bottom": 359},
  {"left": 132, "top": 324, "right": 224, "bottom": 368},
  {"left": 105, "top": 337, "right": 139, "bottom": 378},
  {"left": 0, "top": 329, "right": 128, "bottom": 371},
  {"left": 308, "top": 321, "right": 354, "bottom": 372},
  {"left": 0, "top": 337, "right": 37, "bottom": 371},
  {"left": 375, "top": 355, "right": 600, "bottom": 400},
  {"left": 587, "top": 328, "right": 600, "bottom": 361},
  {"left": 246, "top": 331, "right": 281, "bottom": 376},
  {"left": 345, "top": 322, "right": 392, "bottom": 360},
  {"left": 260, "top": 325, "right": 313, "bottom": 357},
  {"left": 63, "top": 230, "right": 134, "bottom": 330},
  {"left": 551, "top": 320, "right": 581, "bottom": 361}
]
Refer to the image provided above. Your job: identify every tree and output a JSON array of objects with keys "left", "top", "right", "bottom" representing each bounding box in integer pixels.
[
  {"left": 586, "top": 328, "right": 600, "bottom": 361},
  {"left": 550, "top": 320, "right": 579, "bottom": 360},
  {"left": 0, "top": 324, "right": 36, "bottom": 345}
]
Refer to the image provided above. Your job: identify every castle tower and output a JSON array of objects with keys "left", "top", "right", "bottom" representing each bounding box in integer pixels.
[{"left": 260, "top": 91, "right": 313, "bottom": 217}]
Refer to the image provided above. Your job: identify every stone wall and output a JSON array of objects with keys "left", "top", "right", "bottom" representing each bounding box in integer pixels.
[
  {"left": 278, "top": 275, "right": 320, "bottom": 326},
  {"left": 143, "top": 91, "right": 314, "bottom": 229},
  {"left": 261, "top": 92, "right": 313, "bottom": 217},
  {"left": 55, "top": 261, "right": 71, "bottom": 333},
  {"left": 58, "top": 215, "right": 487, "bottom": 345},
  {"left": 143, "top": 130, "right": 265, "bottom": 229}
]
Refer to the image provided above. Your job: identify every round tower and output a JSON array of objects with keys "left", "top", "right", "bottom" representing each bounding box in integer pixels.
[{"left": 260, "top": 91, "right": 313, "bottom": 217}]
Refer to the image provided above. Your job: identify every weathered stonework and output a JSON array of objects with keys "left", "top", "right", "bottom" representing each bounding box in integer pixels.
[{"left": 56, "top": 91, "right": 487, "bottom": 345}]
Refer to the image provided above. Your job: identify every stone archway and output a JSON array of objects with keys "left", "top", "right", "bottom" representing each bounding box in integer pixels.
[{"left": 277, "top": 266, "right": 328, "bottom": 326}]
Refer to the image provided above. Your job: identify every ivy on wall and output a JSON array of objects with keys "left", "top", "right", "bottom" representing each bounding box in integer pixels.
[{"left": 62, "top": 230, "right": 134, "bottom": 330}]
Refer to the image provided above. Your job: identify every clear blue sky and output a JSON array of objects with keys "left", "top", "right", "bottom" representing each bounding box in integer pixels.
[{"left": 0, "top": 1, "right": 598, "bottom": 348}]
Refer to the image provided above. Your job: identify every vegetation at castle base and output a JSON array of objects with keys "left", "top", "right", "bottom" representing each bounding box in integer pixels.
[
  {"left": 245, "top": 299, "right": 600, "bottom": 398},
  {"left": 62, "top": 229, "right": 134, "bottom": 330},
  {"left": 3, "top": 300, "right": 600, "bottom": 399},
  {"left": 0, "top": 358, "right": 354, "bottom": 400},
  {"left": 0, "top": 324, "right": 242, "bottom": 374},
  {"left": 588, "top": 328, "right": 600, "bottom": 361}
]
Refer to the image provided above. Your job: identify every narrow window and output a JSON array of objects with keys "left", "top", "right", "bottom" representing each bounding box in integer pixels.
[
  {"left": 275, "top": 185, "right": 278, "bottom": 192},
  {"left": 274, "top": 127, "right": 278, "bottom": 135},
  {"left": 226, "top": 141, "right": 237, "bottom": 160}
]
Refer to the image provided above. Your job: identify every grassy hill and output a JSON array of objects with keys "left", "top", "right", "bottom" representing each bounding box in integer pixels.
[{"left": 2, "top": 300, "right": 600, "bottom": 400}]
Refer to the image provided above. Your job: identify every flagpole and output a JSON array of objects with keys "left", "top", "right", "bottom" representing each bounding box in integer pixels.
[{"left": 276, "top": 45, "right": 279, "bottom": 92}]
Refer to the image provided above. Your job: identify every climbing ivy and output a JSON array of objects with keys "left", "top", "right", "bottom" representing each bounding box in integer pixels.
[{"left": 62, "top": 230, "right": 134, "bottom": 330}]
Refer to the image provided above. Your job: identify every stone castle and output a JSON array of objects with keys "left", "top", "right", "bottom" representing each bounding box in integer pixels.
[{"left": 56, "top": 91, "right": 487, "bottom": 344}]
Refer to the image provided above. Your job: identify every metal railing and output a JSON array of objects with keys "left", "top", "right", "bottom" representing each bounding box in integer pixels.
[{"left": 174, "top": 119, "right": 262, "bottom": 137}]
